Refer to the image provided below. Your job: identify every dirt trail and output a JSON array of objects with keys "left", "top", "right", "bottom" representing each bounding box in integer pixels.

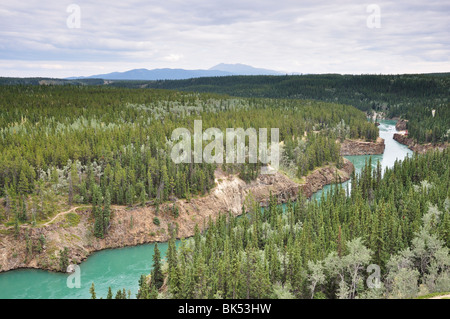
[
  {"left": 41, "top": 206, "right": 80, "bottom": 226},
  {"left": 0, "top": 206, "right": 82, "bottom": 230}
]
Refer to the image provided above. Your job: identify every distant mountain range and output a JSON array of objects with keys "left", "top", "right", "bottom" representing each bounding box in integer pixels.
[
  {"left": 68, "top": 63, "right": 283, "bottom": 80},
  {"left": 208, "top": 63, "right": 282, "bottom": 76}
]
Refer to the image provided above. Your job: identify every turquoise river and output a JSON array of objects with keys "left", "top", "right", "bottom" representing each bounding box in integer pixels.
[{"left": 0, "top": 120, "right": 412, "bottom": 299}]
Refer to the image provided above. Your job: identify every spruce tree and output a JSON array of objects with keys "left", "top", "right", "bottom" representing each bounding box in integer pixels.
[
  {"left": 137, "top": 275, "right": 150, "bottom": 299},
  {"left": 151, "top": 243, "right": 164, "bottom": 290},
  {"left": 103, "top": 190, "right": 111, "bottom": 235},
  {"left": 106, "top": 287, "right": 113, "bottom": 299},
  {"left": 90, "top": 283, "right": 96, "bottom": 299}
]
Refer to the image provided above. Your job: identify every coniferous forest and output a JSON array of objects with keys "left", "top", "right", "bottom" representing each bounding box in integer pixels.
[
  {"left": 2, "top": 73, "right": 449, "bottom": 143},
  {"left": 0, "top": 85, "right": 375, "bottom": 238},
  {"left": 0, "top": 79, "right": 448, "bottom": 300},
  {"left": 136, "top": 73, "right": 450, "bottom": 144},
  {"left": 2, "top": 0, "right": 450, "bottom": 306},
  {"left": 131, "top": 149, "right": 450, "bottom": 299}
]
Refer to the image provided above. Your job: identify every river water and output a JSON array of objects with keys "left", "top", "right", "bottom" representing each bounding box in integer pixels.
[
  {"left": 311, "top": 119, "right": 412, "bottom": 200},
  {"left": 0, "top": 119, "right": 412, "bottom": 299}
]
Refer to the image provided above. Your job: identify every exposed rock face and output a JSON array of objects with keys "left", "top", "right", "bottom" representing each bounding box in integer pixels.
[
  {"left": 0, "top": 160, "right": 354, "bottom": 273},
  {"left": 300, "top": 159, "right": 354, "bottom": 198},
  {"left": 340, "top": 137, "right": 385, "bottom": 156},
  {"left": 395, "top": 119, "right": 408, "bottom": 131},
  {"left": 393, "top": 133, "right": 413, "bottom": 147},
  {"left": 393, "top": 133, "right": 448, "bottom": 154}
]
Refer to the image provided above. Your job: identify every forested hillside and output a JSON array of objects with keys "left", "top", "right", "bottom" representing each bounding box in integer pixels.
[
  {"left": 2, "top": 73, "right": 449, "bottom": 144},
  {"left": 138, "top": 74, "right": 450, "bottom": 144},
  {"left": 0, "top": 85, "right": 376, "bottom": 239},
  {"left": 130, "top": 149, "right": 450, "bottom": 299}
]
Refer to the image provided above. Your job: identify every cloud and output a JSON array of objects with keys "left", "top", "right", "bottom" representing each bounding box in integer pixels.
[
  {"left": 162, "top": 54, "right": 184, "bottom": 62},
  {"left": 0, "top": 0, "right": 449, "bottom": 77}
]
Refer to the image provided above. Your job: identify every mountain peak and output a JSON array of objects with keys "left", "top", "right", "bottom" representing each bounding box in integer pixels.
[
  {"left": 209, "top": 63, "right": 282, "bottom": 75},
  {"left": 69, "top": 64, "right": 283, "bottom": 80}
]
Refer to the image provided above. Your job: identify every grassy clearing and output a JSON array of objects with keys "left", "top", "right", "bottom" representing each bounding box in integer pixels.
[{"left": 63, "top": 213, "right": 81, "bottom": 228}]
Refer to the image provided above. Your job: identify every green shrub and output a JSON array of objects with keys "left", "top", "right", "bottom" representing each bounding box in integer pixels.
[{"left": 64, "top": 213, "right": 80, "bottom": 227}]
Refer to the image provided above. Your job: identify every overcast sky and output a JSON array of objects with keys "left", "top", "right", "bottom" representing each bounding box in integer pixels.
[{"left": 1, "top": 0, "right": 449, "bottom": 77}]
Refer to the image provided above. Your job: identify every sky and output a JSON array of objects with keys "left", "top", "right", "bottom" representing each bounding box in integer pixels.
[{"left": 0, "top": 0, "right": 449, "bottom": 78}]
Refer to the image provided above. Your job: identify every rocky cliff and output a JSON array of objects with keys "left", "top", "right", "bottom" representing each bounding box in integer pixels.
[
  {"left": 393, "top": 133, "right": 413, "bottom": 147},
  {"left": 395, "top": 119, "right": 408, "bottom": 131},
  {"left": 340, "top": 137, "right": 385, "bottom": 156},
  {"left": 393, "top": 133, "right": 448, "bottom": 154},
  {"left": 0, "top": 160, "right": 354, "bottom": 273},
  {"left": 300, "top": 159, "right": 354, "bottom": 197}
]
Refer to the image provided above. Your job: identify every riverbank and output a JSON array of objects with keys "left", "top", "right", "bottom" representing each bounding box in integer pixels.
[
  {"left": 393, "top": 133, "right": 448, "bottom": 154},
  {"left": 340, "top": 137, "right": 385, "bottom": 156},
  {"left": 393, "top": 118, "right": 449, "bottom": 153},
  {"left": 0, "top": 159, "right": 354, "bottom": 274}
]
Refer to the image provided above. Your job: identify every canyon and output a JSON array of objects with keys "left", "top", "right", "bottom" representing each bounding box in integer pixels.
[{"left": 0, "top": 159, "right": 354, "bottom": 273}]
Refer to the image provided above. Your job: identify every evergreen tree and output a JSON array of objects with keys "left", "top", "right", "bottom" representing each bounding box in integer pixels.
[
  {"left": 151, "top": 243, "right": 164, "bottom": 290},
  {"left": 137, "top": 275, "right": 150, "bottom": 299},
  {"left": 106, "top": 287, "right": 113, "bottom": 299},
  {"left": 90, "top": 283, "right": 96, "bottom": 299}
]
